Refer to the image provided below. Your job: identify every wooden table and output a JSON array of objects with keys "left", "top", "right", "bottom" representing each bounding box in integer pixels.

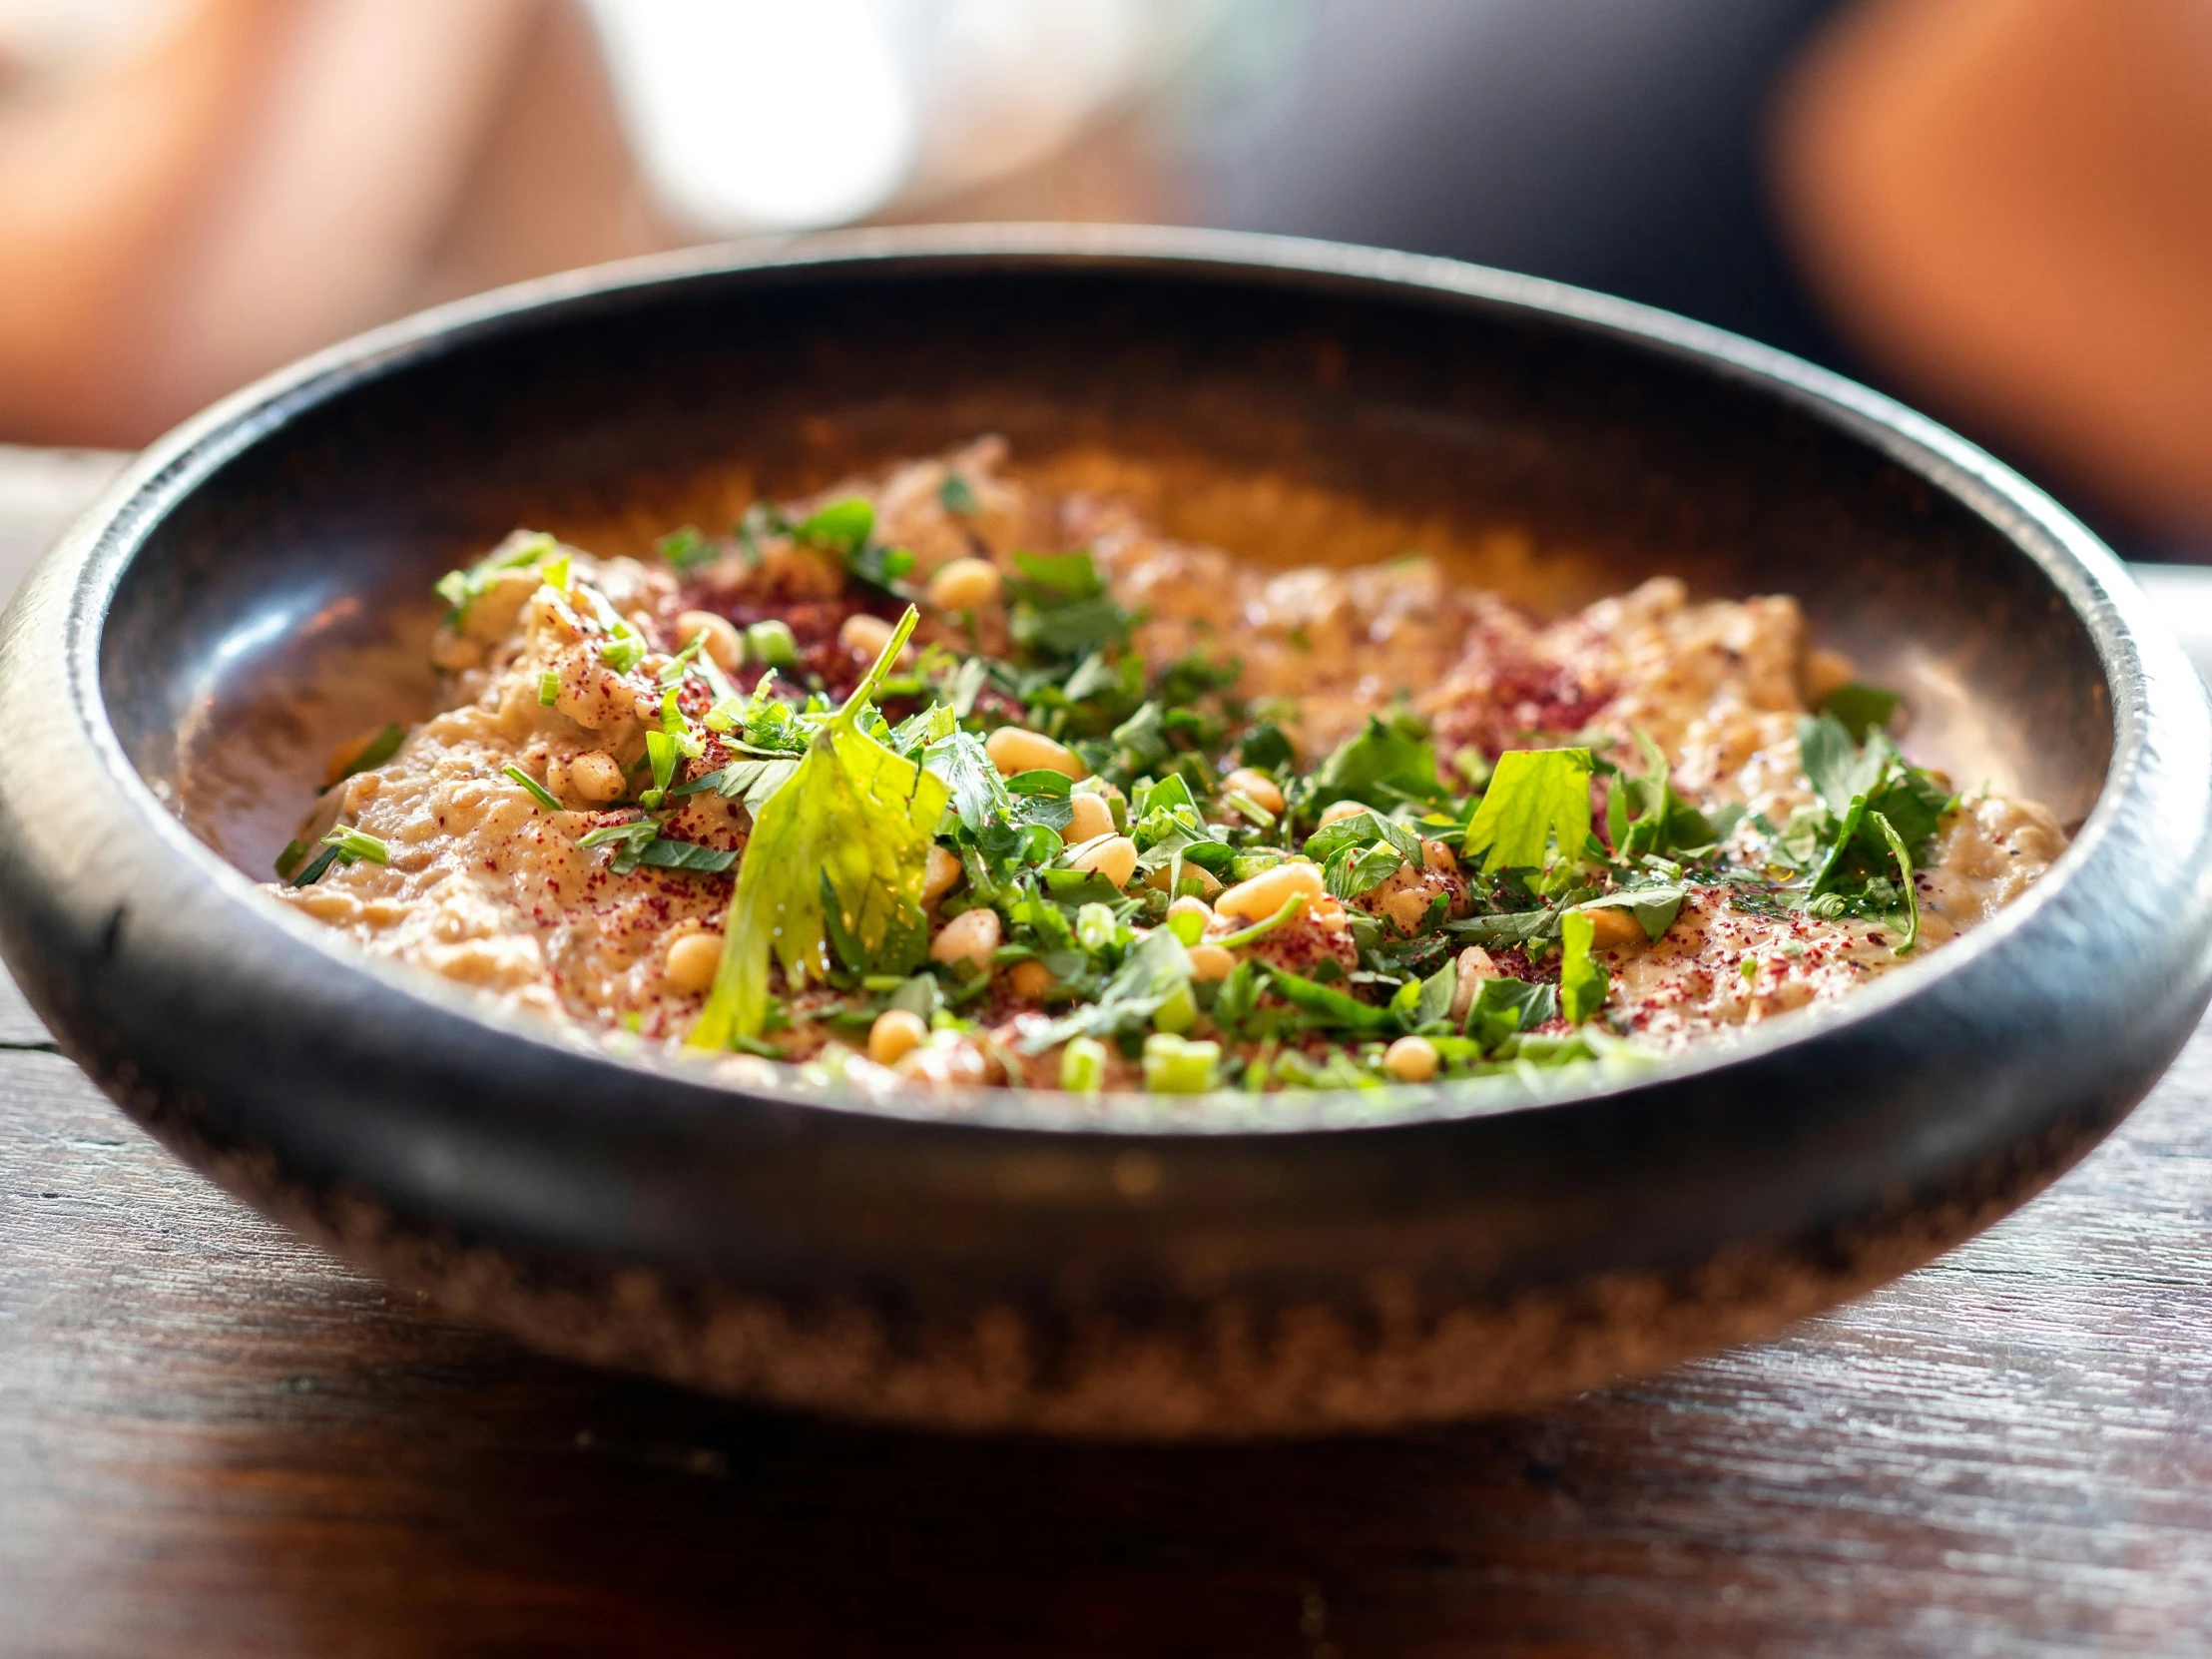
[{"left": 7, "top": 451, "right": 2212, "bottom": 1654}]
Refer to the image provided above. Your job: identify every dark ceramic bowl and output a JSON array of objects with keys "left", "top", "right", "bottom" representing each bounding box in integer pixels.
[{"left": 3, "top": 227, "right": 2208, "bottom": 1438}]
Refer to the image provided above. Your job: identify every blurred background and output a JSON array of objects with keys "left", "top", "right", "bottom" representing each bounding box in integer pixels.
[{"left": 1, "top": 0, "right": 2207, "bottom": 558}]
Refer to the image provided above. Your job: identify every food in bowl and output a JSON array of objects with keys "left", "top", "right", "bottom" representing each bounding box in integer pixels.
[{"left": 267, "top": 437, "right": 2067, "bottom": 1095}]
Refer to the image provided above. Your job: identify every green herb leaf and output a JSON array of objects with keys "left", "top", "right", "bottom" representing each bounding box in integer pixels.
[
  {"left": 794, "top": 498, "right": 874, "bottom": 556},
  {"left": 1558, "top": 909, "right": 1609, "bottom": 1024},
  {"left": 1020, "top": 928, "right": 1194, "bottom": 1051},
  {"left": 676, "top": 757, "right": 801, "bottom": 813},
  {"left": 1308, "top": 711, "right": 1444, "bottom": 811},
  {"left": 1575, "top": 883, "right": 1688, "bottom": 941},
  {"left": 1303, "top": 807, "right": 1423, "bottom": 868},
  {"left": 693, "top": 607, "right": 951, "bottom": 1047},
  {"left": 501, "top": 764, "right": 564, "bottom": 814},
  {"left": 1465, "top": 976, "right": 1557, "bottom": 1049},
  {"left": 1821, "top": 682, "right": 1903, "bottom": 742},
  {"left": 1262, "top": 965, "right": 1395, "bottom": 1034},
  {"left": 639, "top": 837, "right": 738, "bottom": 873},
  {"left": 1868, "top": 808, "right": 1920, "bottom": 953},
  {"left": 1463, "top": 748, "right": 1593, "bottom": 873},
  {"left": 1238, "top": 722, "right": 1295, "bottom": 773},
  {"left": 657, "top": 525, "right": 718, "bottom": 573},
  {"left": 938, "top": 472, "right": 979, "bottom": 515}
]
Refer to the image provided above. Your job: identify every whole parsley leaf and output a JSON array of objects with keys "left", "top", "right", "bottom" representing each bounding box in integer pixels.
[
  {"left": 1463, "top": 748, "right": 1593, "bottom": 874},
  {"left": 692, "top": 607, "right": 951, "bottom": 1047}
]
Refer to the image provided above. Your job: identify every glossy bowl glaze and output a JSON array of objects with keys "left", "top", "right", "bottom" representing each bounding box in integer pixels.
[{"left": 3, "top": 226, "right": 2207, "bottom": 1438}]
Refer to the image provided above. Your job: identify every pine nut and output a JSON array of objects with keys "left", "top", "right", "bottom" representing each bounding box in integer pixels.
[
  {"left": 1188, "top": 944, "right": 1237, "bottom": 980},
  {"left": 1318, "top": 799, "right": 1367, "bottom": 828},
  {"left": 867, "top": 1008, "right": 929, "bottom": 1065},
  {"left": 1007, "top": 959, "right": 1055, "bottom": 999},
  {"left": 676, "top": 610, "right": 743, "bottom": 669},
  {"left": 1449, "top": 945, "right": 1499, "bottom": 1022},
  {"left": 663, "top": 931, "right": 722, "bottom": 993},
  {"left": 923, "top": 843, "right": 963, "bottom": 904},
  {"left": 1214, "top": 859, "right": 1325, "bottom": 921},
  {"left": 929, "top": 905, "right": 1001, "bottom": 969},
  {"left": 1066, "top": 792, "right": 1116, "bottom": 843},
  {"left": 984, "top": 725, "right": 1087, "bottom": 780},
  {"left": 1071, "top": 834, "right": 1139, "bottom": 889},
  {"left": 1583, "top": 906, "right": 1646, "bottom": 948},
  {"left": 1383, "top": 1035, "right": 1439, "bottom": 1083},
  {"left": 839, "top": 612, "right": 896, "bottom": 660},
  {"left": 925, "top": 557, "right": 1001, "bottom": 611},
  {"left": 567, "top": 751, "right": 626, "bottom": 803},
  {"left": 1222, "top": 768, "right": 1285, "bottom": 815}
]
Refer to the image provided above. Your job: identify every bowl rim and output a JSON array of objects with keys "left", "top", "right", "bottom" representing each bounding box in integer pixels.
[{"left": 35, "top": 222, "right": 2187, "bottom": 1138}]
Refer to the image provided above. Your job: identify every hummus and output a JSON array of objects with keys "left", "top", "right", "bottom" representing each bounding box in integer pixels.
[{"left": 268, "top": 437, "right": 2068, "bottom": 1095}]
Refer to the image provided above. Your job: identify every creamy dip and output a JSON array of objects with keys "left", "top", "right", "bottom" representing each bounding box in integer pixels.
[{"left": 269, "top": 437, "right": 2067, "bottom": 1095}]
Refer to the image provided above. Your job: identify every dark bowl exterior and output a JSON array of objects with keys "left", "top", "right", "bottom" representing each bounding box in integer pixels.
[{"left": 2, "top": 227, "right": 2207, "bottom": 1437}]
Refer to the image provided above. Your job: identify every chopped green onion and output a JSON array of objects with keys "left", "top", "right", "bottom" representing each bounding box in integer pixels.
[
  {"left": 501, "top": 764, "right": 563, "bottom": 814},
  {"left": 274, "top": 839, "right": 309, "bottom": 879},
  {"left": 1224, "top": 791, "right": 1277, "bottom": 830},
  {"left": 324, "top": 826, "right": 389, "bottom": 865},
  {"left": 658, "top": 635, "right": 704, "bottom": 688},
  {"left": 1075, "top": 902, "right": 1118, "bottom": 953},
  {"left": 602, "top": 625, "right": 645, "bottom": 674},
  {"left": 1143, "top": 1032, "right": 1218, "bottom": 1094},
  {"left": 536, "top": 670, "right": 560, "bottom": 707},
  {"left": 1060, "top": 1035, "right": 1107, "bottom": 1092},
  {"left": 290, "top": 824, "right": 390, "bottom": 885},
  {"left": 288, "top": 845, "right": 341, "bottom": 887},
  {"left": 646, "top": 730, "right": 680, "bottom": 797},
  {"left": 1151, "top": 982, "right": 1198, "bottom": 1035}
]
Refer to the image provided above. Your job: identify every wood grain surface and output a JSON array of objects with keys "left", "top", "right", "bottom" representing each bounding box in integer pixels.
[{"left": 5, "top": 953, "right": 2212, "bottom": 1657}]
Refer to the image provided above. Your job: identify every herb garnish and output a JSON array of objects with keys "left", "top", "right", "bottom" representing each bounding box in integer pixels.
[
  {"left": 692, "top": 608, "right": 949, "bottom": 1048},
  {"left": 287, "top": 825, "right": 390, "bottom": 887}
]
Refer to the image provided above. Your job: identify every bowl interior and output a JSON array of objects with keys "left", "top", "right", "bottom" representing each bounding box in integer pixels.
[{"left": 97, "top": 253, "right": 2111, "bottom": 882}]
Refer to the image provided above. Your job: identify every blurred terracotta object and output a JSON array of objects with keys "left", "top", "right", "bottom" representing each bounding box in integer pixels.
[
  {"left": 1775, "top": 0, "right": 2212, "bottom": 535},
  {"left": 0, "top": 0, "right": 670, "bottom": 448}
]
